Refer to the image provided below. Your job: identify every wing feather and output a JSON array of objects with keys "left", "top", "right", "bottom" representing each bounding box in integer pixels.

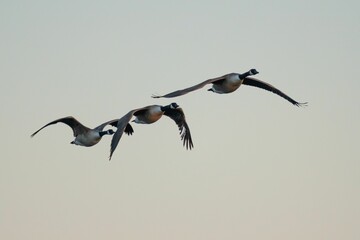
[
  {"left": 242, "top": 77, "right": 308, "bottom": 107},
  {"left": 109, "top": 107, "right": 149, "bottom": 160},
  {"left": 30, "top": 116, "right": 89, "bottom": 138},
  {"left": 163, "top": 108, "right": 194, "bottom": 150},
  {"left": 152, "top": 75, "right": 227, "bottom": 98}
]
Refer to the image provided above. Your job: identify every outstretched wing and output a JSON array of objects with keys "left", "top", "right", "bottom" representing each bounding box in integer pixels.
[
  {"left": 109, "top": 107, "right": 148, "bottom": 160},
  {"left": 242, "top": 77, "right": 308, "bottom": 107},
  {"left": 163, "top": 107, "right": 194, "bottom": 150},
  {"left": 31, "top": 116, "right": 89, "bottom": 138},
  {"left": 94, "top": 119, "right": 134, "bottom": 136},
  {"left": 152, "top": 75, "right": 227, "bottom": 98}
]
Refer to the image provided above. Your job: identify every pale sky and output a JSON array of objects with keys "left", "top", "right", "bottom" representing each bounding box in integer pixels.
[{"left": 1, "top": 0, "right": 359, "bottom": 239}]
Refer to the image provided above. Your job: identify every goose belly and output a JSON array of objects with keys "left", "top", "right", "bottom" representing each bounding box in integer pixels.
[
  {"left": 74, "top": 131, "right": 101, "bottom": 147},
  {"left": 225, "top": 74, "right": 243, "bottom": 91},
  {"left": 213, "top": 81, "right": 242, "bottom": 93},
  {"left": 212, "top": 74, "right": 242, "bottom": 93}
]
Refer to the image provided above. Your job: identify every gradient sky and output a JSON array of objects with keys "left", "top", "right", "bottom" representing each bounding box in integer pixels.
[{"left": 1, "top": 0, "right": 359, "bottom": 239}]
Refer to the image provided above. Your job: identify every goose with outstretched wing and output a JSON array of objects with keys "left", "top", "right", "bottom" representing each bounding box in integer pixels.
[
  {"left": 109, "top": 103, "right": 193, "bottom": 160},
  {"left": 153, "top": 69, "right": 307, "bottom": 106},
  {"left": 31, "top": 116, "right": 134, "bottom": 147}
]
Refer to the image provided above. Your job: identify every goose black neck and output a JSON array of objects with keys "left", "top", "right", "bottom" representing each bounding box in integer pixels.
[
  {"left": 160, "top": 106, "right": 169, "bottom": 112},
  {"left": 99, "top": 130, "right": 111, "bottom": 137},
  {"left": 239, "top": 71, "right": 251, "bottom": 79}
]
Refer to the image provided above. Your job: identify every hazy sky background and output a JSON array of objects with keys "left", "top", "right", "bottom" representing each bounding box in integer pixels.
[{"left": 1, "top": 0, "right": 359, "bottom": 239}]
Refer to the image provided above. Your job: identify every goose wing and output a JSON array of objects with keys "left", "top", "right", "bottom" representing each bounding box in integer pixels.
[
  {"left": 109, "top": 107, "right": 149, "bottom": 160},
  {"left": 94, "top": 119, "right": 134, "bottom": 136},
  {"left": 152, "top": 75, "right": 227, "bottom": 98},
  {"left": 242, "top": 77, "right": 308, "bottom": 107},
  {"left": 31, "top": 116, "right": 89, "bottom": 138},
  {"left": 163, "top": 107, "right": 194, "bottom": 150}
]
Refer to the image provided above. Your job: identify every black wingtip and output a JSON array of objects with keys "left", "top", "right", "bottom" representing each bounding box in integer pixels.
[
  {"left": 151, "top": 94, "right": 161, "bottom": 98},
  {"left": 179, "top": 128, "right": 193, "bottom": 150},
  {"left": 108, "top": 145, "right": 114, "bottom": 161},
  {"left": 124, "top": 124, "right": 134, "bottom": 136},
  {"left": 295, "top": 102, "right": 308, "bottom": 107},
  {"left": 183, "top": 139, "right": 194, "bottom": 150},
  {"left": 30, "top": 132, "right": 37, "bottom": 138}
]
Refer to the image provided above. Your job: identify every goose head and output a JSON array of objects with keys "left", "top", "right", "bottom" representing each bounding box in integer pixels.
[
  {"left": 170, "top": 102, "right": 179, "bottom": 109},
  {"left": 107, "top": 129, "right": 115, "bottom": 135},
  {"left": 249, "top": 69, "right": 259, "bottom": 75},
  {"left": 160, "top": 103, "right": 179, "bottom": 112}
]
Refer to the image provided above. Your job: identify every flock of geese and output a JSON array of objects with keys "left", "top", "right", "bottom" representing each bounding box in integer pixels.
[{"left": 31, "top": 69, "right": 307, "bottom": 160}]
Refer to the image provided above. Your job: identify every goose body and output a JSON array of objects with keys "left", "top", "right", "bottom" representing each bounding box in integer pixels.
[
  {"left": 153, "top": 69, "right": 307, "bottom": 106},
  {"left": 152, "top": 69, "right": 258, "bottom": 97},
  {"left": 31, "top": 116, "right": 134, "bottom": 147},
  {"left": 133, "top": 105, "right": 164, "bottom": 124},
  {"left": 109, "top": 103, "right": 193, "bottom": 160},
  {"left": 72, "top": 130, "right": 104, "bottom": 146},
  {"left": 209, "top": 73, "right": 245, "bottom": 94}
]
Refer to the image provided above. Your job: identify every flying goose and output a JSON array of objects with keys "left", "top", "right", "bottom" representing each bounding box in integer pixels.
[
  {"left": 31, "top": 116, "right": 134, "bottom": 147},
  {"left": 152, "top": 69, "right": 307, "bottom": 106},
  {"left": 109, "top": 103, "right": 193, "bottom": 160}
]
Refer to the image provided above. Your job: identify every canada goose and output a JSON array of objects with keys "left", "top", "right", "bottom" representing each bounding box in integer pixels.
[
  {"left": 109, "top": 103, "right": 193, "bottom": 160},
  {"left": 31, "top": 116, "right": 134, "bottom": 147},
  {"left": 152, "top": 69, "right": 307, "bottom": 106}
]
